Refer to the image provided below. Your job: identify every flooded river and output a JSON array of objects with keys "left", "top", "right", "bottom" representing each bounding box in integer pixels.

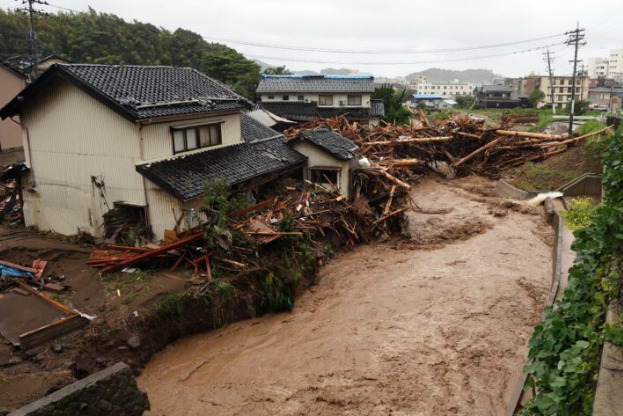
[{"left": 138, "top": 177, "right": 553, "bottom": 415}]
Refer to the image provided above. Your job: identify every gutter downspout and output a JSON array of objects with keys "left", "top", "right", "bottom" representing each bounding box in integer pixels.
[{"left": 138, "top": 124, "right": 152, "bottom": 228}]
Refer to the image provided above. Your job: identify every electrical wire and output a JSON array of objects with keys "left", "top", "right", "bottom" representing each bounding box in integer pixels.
[
  {"left": 204, "top": 33, "right": 566, "bottom": 55},
  {"left": 245, "top": 42, "right": 567, "bottom": 66}
]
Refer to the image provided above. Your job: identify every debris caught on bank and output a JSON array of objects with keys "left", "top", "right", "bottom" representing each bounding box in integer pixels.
[{"left": 284, "top": 113, "right": 614, "bottom": 178}]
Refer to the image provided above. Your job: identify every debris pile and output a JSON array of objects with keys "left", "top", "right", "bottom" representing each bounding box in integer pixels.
[
  {"left": 0, "top": 162, "right": 28, "bottom": 225},
  {"left": 285, "top": 113, "right": 613, "bottom": 178},
  {"left": 89, "top": 178, "right": 412, "bottom": 276}
]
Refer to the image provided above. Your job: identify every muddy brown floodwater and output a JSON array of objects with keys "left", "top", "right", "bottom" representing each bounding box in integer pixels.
[{"left": 138, "top": 177, "right": 553, "bottom": 416}]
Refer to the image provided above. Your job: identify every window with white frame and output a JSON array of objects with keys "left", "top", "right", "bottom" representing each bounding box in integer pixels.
[{"left": 172, "top": 123, "right": 222, "bottom": 154}]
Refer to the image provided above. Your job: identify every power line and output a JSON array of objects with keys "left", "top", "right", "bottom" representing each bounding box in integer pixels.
[
  {"left": 245, "top": 42, "right": 566, "bottom": 66},
  {"left": 205, "top": 33, "right": 566, "bottom": 55},
  {"left": 45, "top": 2, "right": 80, "bottom": 13}
]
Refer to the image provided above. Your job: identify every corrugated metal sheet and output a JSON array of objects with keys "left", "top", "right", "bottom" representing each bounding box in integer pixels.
[
  {"left": 141, "top": 113, "right": 242, "bottom": 161},
  {"left": 22, "top": 80, "right": 144, "bottom": 236}
]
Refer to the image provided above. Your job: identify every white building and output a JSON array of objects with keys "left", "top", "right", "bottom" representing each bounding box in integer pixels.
[
  {"left": 587, "top": 42, "right": 623, "bottom": 81},
  {"left": 408, "top": 76, "right": 475, "bottom": 98}
]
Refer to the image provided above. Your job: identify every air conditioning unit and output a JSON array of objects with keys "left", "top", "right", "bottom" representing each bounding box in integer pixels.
[
  {"left": 304, "top": 98, "right": 311, "bottom": 103},
  {"left": 339, "top": 101, "right": 345, "bottom": 106}
]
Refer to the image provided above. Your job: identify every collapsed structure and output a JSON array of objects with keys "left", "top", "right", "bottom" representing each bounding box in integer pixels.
[{"left": 0, "top": 64, "right": 361, "bottom": 240}]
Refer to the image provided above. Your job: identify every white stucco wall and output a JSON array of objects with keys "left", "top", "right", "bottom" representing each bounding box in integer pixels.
[
  {"left": 292, "top": 141, "right": 353, "bottom": 199},
  {"left": 260, "top": 93, "right": 372, "bottom": 108},
  {"left": 21, "top": 80, "right": 143, "bottom": 236}
]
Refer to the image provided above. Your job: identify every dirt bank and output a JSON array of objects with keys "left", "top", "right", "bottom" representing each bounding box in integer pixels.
[{"left": 138, "top": 177, "right": 553, "bottom": 416}]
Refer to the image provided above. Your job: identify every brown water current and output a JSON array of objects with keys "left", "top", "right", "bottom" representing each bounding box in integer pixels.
[{"left": 138, "top": 177, "right": 553, "bottom": 416}]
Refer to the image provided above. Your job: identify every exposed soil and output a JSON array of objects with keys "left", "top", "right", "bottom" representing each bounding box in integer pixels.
[
  {"left": 138, "top": 177, "right": 553, "bottom": 416},
  {"left": 0, "top": 228, "right": 193, "bottom": 412}
]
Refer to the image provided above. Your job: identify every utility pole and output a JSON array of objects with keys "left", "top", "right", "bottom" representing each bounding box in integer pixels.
[
  {"left": 15, "top": 0, "right": 50, "bottom": 82},
  {"left": 543, "top": 49, "right": 556, "bottom": 114},
  {"left": 565, "top": 22, "right": 586, "bottom": 135}
]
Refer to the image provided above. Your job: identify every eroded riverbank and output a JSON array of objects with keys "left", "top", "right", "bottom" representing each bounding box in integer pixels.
[{"left": 138, "top": 177, "right": 553, "bottom": 415}]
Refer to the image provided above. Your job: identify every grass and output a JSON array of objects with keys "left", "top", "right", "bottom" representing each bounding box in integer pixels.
[
  {"left": 510, "top": 162, "right": 581, "bottom": 191},
  {"left": 103, "top": 270, "right": 155, "bottom": 293}
]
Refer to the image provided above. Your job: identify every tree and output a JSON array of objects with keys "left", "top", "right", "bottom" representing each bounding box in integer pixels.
[
  {"left": 567, "top": 99, "right": 590, "bottom": 115},
  {"left": 455, "top": 95, "right": 476, "bottom": 109},
  {"left": 372, "top": 84, "right": 412, "bottom": 125},
  {"left": 528, "top": 89, "right": 545, "bottom": 108},
  {"left": 0, "top": 7, "right": 262, "bottom": 100},
  {"left": 263, "top": 65, "right": 291, "bottom": 75}
]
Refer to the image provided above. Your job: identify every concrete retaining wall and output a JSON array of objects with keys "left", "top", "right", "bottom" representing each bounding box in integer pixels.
[
  {"left": 495, "top": 179, "right": 538, "bottom": 200},
  {"left": 8, "top": 362, "right": 149, "bottom": 416}
]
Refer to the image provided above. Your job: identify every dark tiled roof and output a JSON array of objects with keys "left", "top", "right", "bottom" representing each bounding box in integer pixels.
[
  {"left": 260, "top": 102, "right": 318, "bottom": 121},
  {"left": 295, "top": 129, "right": 358, "bottom": 160},
  {"left": 481, "top": 84, "right": 514, "bottom": 92},
  {"left": 136, "top": 138, "right": 307, "bottom": 200},
  {"left": 260, "top": 102, "right": 373, "bottom": 122},
  {"left": 257, "top": 74, "right": 375, "bottom": 94},
  {"left": 240, "top": 113, "right": 282, "bottom": 143},
  {"left": 1, "top": 64, "right": 250, "bottom": 121},
  {"left": 370, "top": 99, "right": 385, "bottom": 117}
]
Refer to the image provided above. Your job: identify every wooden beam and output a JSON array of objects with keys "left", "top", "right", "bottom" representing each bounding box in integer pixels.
[
  {"left": 494, "top": 130, "right": 564, "bottom": 140},
  {"left": 101, "top": 232, "right": 204, "bottom": 274},
  {"left": 453, "top": 137, "right": 503, "bottom": 167},
  {"left": 19, "top": 315, "right": 86, "bottom": 350}
]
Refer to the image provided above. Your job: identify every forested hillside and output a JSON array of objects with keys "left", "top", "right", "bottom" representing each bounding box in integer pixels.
[{"left": 0, "top": 7, "right": 260, "bottom": 98}]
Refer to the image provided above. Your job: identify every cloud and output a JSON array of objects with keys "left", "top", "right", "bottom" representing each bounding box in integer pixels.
[{"left": 47, "top": 0, "right": 623, "bottom": 77}]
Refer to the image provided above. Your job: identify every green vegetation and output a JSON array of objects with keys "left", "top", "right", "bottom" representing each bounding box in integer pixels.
[
  {"left": 510, "top": 162, "right": 580, "bottom": 191},
  {"left": 455, "top": 95, "right": 475, "bottom": 109},
  {"left": 263, "top": 65, "right": 292, "bottom": 75},
  {"left": 560, "top": 197, "right": 598, "bottom": 230},
  {"left": 521, "top": 127, "right": 623, "bottom": 415},
  {"left": 528, "top": 90, "right": 546, "bottom": 108},
  {"left": 0, "top": 8, "right": 260, "bottom": 99},
  {"left": 372, "top": 84, "right": 412, "bottom": 125},
  {"left": 577, "top": 119, "right": 606, "bottom": 136}
]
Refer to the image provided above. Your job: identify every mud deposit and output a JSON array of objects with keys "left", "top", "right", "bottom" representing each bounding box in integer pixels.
[{"left": 138, "top": 177, "right": 553, "bottom": 416}]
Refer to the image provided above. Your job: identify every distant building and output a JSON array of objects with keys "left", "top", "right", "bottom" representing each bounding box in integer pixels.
[
  {"left": 475, "top": 85, "right": 527, "bottom": 108},
  {"left": 406, "top": 94, "right": 456, "bottom": 110},
  {"left": 588, "top": 57, "right": 610, "bottom": 78},
  {"left": 256, "top": 74, "right": 384, "bottom": 126},
  {"left": 408, "top": 76, "right": 475, "bottom": 98},
  {"left": 588, "top": 86, "right": 623, "bottom": 111},
  {"left": 535, "top": 75, "right": 589, "bottom": 109},
  {"left": 587, "top": 43, "right": 623, "bottom": 82}
]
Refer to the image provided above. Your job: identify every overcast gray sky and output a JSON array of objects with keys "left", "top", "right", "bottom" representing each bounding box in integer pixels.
[{"left": 18, "top": 0, "right": 623, "bottom": 77}]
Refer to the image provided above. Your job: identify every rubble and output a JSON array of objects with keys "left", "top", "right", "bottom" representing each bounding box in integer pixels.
[{"left": 284, "top": 113, "right": 614, "bottom": 179}]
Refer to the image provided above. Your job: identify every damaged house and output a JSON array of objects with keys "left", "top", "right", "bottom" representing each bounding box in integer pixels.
[
  {"left": 0, "top": 64, "right": 359, "bottom": 240},
  {"left": 256, "top": 74, "right": 385, "bottom": 126}
]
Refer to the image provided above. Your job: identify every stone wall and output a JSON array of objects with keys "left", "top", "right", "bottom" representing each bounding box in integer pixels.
[{"left": 8, "top": 362, "right": 149, "bottom": 416}]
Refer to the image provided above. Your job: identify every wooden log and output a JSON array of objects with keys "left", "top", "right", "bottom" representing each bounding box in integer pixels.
[
  {"left": 538, "top": 125, "right": 614, "bottom": 148},
  {"left": 494, "top": 130, "right": 564, "bottom": 140},
  {"left": 18, "top": 282, "right": 75, "bottom": 315},
  {"left": 373, "top": 206, "right": 410, "bottom": 225},
  {"left": 364, "top": 136, "right": 452, "bottom": 146},
  {"left": 383, "top": 186, "right": 397, "bottom": 216},
  {"left": 364, "top": 169, "right": 411, "bottom": 190},
  {"left": 377, "top": 158, "right": 426, "bottom": 167},
  {"left": 19, "top": 314, "right": 86, "bottom": 350},
  {"left": 453, "top": 137, "right": 503, "bottom": 167},
  {"left": 101, "top": 232, "right": 204, "bottom": 274}
]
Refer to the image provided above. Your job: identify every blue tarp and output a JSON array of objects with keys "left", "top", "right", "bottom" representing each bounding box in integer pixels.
[
  {"left": 0, "top": 265, "right": 34, "bottom": 278},
  {"left": 411, "top": 94, "right": 444, "bottom": 100},
  {"left": 261, "top": 74, "right": 374, "bottom": 79}
]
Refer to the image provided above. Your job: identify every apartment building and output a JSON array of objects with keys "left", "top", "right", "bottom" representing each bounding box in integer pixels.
[
  {"left": 408, "top": 76, "right": 475, "bottom": 98},
  {"left": 536, "top": 76, "right": 590, "bottom": 109}
]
